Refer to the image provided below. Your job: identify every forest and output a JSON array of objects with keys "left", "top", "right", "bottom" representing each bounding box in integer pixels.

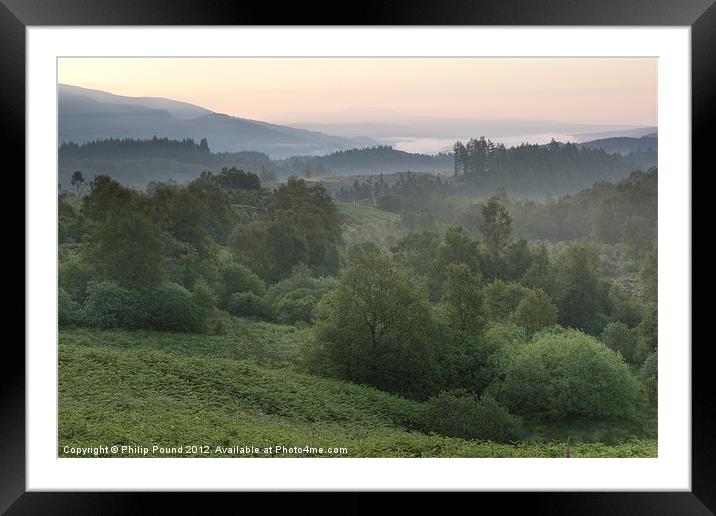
[
  {"left": 59, "top": 136, "right": 652, "bottom": 196},
  {"left": 58, "top": 150, "right": 658, "bottom": 457}
]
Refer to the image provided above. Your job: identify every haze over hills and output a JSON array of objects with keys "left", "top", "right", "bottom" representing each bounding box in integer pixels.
[
  {"left": 58, "top": 84, "right": 375, "bottom": 158},
  {"left": 59, "top": 84, "right": 657, "bottom": 157},
  {"left": 58, "top": 84, "right": 656, "bottom": 190},
  {"left": 282, "top": 108, "right": 653, "bottom": 153},
  {"left": 572, "top": 126, "right": 657, "bottom": 141},
  {"left": 577, "top": 134, "right": 657, "bottom": 155}
]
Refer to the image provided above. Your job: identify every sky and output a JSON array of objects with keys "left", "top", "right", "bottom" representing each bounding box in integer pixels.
[{"left": 58, "top": 58, "right": 657, "bottom": 128}]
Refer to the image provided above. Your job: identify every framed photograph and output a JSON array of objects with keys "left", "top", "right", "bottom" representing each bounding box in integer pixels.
[{"left": 8, "top": 0, "right": 711, "bottom": 512}]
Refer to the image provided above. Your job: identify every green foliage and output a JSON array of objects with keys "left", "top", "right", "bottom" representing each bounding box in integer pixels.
[
  {"left": 504, "top": 238, "right": 534, "bottom": 282},
  {"left": 635, "top": 303, "right": 658, "bottom": 363},
  {"left": 82, "top": 280, "right": 146, "bottom": 329},
  {"left": 620, "top": 215, "right": 652, "bottom": 260},
  {"left": 553, "top": 243, "right": 608, "bottom": 332},
  {"left": 59, "top": 339, "right": 422, "bottom": 438},
  {"left": 473, "top": 323, "right": 529, "bottom": 390},
  {"left": 391, "top": 230, "right": 441, "bottom": 298},
  {"left": 640, "top": 351, "right": 658, "bottom": 378},
  {"left": 59, "top": 329, "right": 656, "bottom": 457},
  {"left": 601, "top": 322, "right": 638, "bottom": 363},
  {"left": 191, "top": 278, "right": 222, "bottom": 333},
  {"left": 219, "top": 262, "right": 266, "bottom": 305},
  {"left": 227, "top": 292, "right": 266, "bottom": 318},
  {"left": 210, "top": 167, "right": 262, "bottom": 191},
  {"left": 162, "top": 241, "right": 221, "bottom": 292},
  {"left": 435, "top": 225, "right": 481, "bottom": 276},
  {"left": 480, "top": 194, "right": 513, "bottom": 254},
  {"left": 230, "top": 178, "right": 342, "bottom": 282},
  {"left": 58, "top": 196, "right": 89, "bottom": 244},
  {"left": 57, "top": 156, "right": 658, "bottom": 456},
  {"left": 60, "top": 321, "right": 306, "bottom": 370},
  {"left": 607, "top": 284, "right": 643, "bottom": 328},
  {"left": 83, "top": 176, "right": 166, "bottom": 289},
  {"left": 271, "top": 289, "right": 316, "bottom": 325},
  {"left": 58, "top": 287, "right": 83, "bottom": 326},
  {"left": 421, "top": 390, "right": 523, "bottom": 442},
  {"left": 80, "top": 278, "right": 219, "bottom": 334},
  {"left": 520, "top": 244, "right": 553, "bottom": 292},
  {"left": 640, "top": 351, "right": 658, "bottom": 405},
  {"left": 185, "top": 175, "right": 237, "bottom": 244},
  {"left": 640, "top": 246, "right": 658, "bottom": 304},
  {"left": 483, "top": 279, "right": 527, "bottom": 322},
  {"left": 141, "top": 282, "right": 205, "bottom": 333},
  {"left": 509, "top": 288, "right": 558, "bottom": 335},
  {"left": 338, "top": 201, "right": 402, "bottom": 250},
  {"left": 311, "top": 244, "right": 437, "bottom": 399},
  {"left": 89, "top": 209, "right": 166, "bottom": 289},
  {"left": 491, "top": 329, "right": 641, "bottom": 421},
  {"left": 58, "top": 256, "right": 96, "bottom": 303},
  {"left": 429, "top": 318, "right": 515, "bottom": 395},
  {"left": 507, "top": 169, "right": 657, "bottom": 244},
  {"left": 81, "top": 175, "right": 136, "bottom": 222},
  {"left": 439, "top": 263, "right": 485, "bottom": 339},
  {"left": 265, "top": 265, "right": 338, "bottom": 325},
  {"left": 71, "top": 170, "right": 86, "bottom": 196}
]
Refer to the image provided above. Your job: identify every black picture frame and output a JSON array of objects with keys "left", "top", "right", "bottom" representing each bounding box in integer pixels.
[{"left": 6, "top": 0, "right": 711, "bottom": 513}]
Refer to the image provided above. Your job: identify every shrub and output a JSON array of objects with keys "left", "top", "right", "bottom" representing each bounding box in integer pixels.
[
  {"left": 490, "top": 329, "right": 641, "bottom": 421},
  {"left": 421, "top": 389, "right": 523, "bottom": 442},
  {"left": 640, "top": 350, "right": 658, "bottom": 378},
  {"left": 607, "top": 285, "right": 642, "bottom": 328},
  {"left": 272, "top": 288, "right": 317, "bottom": 324},
  {"left": 431, "top": 322, "right": 528, "bottom": 396},
  {"left": 481, "top": 323, "right": 529, "bottom": 386},
  {"left": 58, "top": 258, "right": 97, "bottom": 303},
  {"left": 227, "top": 292, "right": 266, "bottom": 318},
  {"left": 266, "top": 264, "right": 338, "bottom": 325},
  {"left": 586, "top": 311, "right": 612, "bottom": 337},
  {"left": 192, "top": 278, "right": 221, "bottom": 333},
  {"left": 141, "top": 282, "right": 204, "bottom": 333},
  {"left": 601, "top": 322, "right": 638, "bottom": 363},
  {"left": 429, "top": 324, "right": 486, "bottom": 394},
  {"left": 58, "top": 287, "right": 83, "bottom": 326},
  {"left": 82, "top": 280, "right": 146, "bottom": 329},
  {"left": 220, "top": 262, "right": 266, "bottom": 304}
]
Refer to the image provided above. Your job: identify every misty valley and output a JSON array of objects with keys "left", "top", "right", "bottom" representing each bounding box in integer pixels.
[{"left": 57, "top": 75, "right": 658, "bottom": 458}]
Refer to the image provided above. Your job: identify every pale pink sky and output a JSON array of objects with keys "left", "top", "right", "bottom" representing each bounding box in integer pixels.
[{"left": 58, "top": 57, "right": 657, "bottom": 126}]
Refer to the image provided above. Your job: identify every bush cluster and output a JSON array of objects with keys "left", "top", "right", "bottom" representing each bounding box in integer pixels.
[
  {"left": 489, "top": 329, "right": 641, "bottom": 420},
  {"left": 420, "top": 389, "right": 523, "bottom": 442},
  {"left": 62, "top": 280, "right": 218, "bottom": 334}
]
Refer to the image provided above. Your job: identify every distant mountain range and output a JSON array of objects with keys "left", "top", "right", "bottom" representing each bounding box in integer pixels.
[
  {"left": 572, "top": 126, "right": 658, "bottom": 141},
  {"left": 59, "top": 84, "right": 657, "bottom": 159},
  {"left": 577, "top": 134, "right": 657, "bottom": 155},
  {"left": 58, "top": 84, "right": 375, "bottom": 158}
]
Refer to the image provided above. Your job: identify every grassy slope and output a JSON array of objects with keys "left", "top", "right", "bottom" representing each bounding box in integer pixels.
[
  {"left": 59, "top": 326, "right": 656, "bottom": 458},
  {"left": 337, "top": 202, "right": 403, "bottom": 250},
  {"left": 337, "top": 202, "right": 401, "bottom": 225}
]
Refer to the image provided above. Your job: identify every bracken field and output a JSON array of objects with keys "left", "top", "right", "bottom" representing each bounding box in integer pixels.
[{"left": 59, "top": 326, "right": 656, "bottom": 458}]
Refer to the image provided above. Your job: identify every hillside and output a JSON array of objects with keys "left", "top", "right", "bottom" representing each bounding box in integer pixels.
[
  {"left": 59, "top": 84, "right": 373, "bottom": 157},
  {"left": 285, "top": 145, "right": 452, "bottom": 175},
  {"left": 58, "top": 140, "right": 451, "bottom": 189},
  {"left": 59, "top": 327, "right": 656, "bottom": 458},
  {"left": 578, "top": 134, "right": 658, "bottom": 155},
  {"left": 337, "top": 201, "right": 403, "bottom": 249}
]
